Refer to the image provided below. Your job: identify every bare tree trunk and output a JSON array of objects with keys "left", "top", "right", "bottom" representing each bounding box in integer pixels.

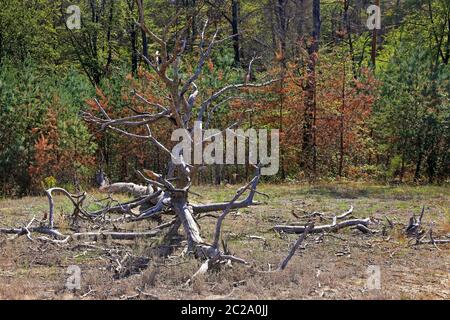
[
  {"left": 301, "top": 0, "right": 320, "bottom": 179},
  {"left": 105, "top": 0, "right": 115, "bottom": 75},
  {"left": 338, "top": 59, "right": 346, "bottom": 177},
  {"left": 343, "top": 0, "right": 357, "bottom": 77},
  {"left": 129, "top": 0, "right": 138, "bottom": 76},
  {"left": 275, "top": 0, "right": 288, "bottom": 180},
  {"left": 172, "top": 195, "right": 203, "bottom": 252},
  {"left": 231, "top": 0, "right": 242, "bottom": 66},
  {"left": 90, "top": 0, "right": 101, "bottom": 84}
]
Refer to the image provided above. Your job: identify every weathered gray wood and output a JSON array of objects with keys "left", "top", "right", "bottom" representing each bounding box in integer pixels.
[
  {"left": 274, "top": 218, "right": 371, "bottom": 234},
  {"left": 70, "top": 230, "right": 162, "bottom": 241},
  {"left": 279, "top": 223, "right": 314, "bottom": 270},
  {"left": 100, "top": 183, "right": 153, "bottom": 197},
  {"left": 172, "top": 197, "right": 203, "bottom": 251}
]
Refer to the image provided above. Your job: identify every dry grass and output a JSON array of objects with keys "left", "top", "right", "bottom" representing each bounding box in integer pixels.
[{"left": 0, "top": 182, "right": 449, "bottom": 300}]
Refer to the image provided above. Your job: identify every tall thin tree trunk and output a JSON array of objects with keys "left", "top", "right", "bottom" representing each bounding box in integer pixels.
[
  {"left": 105, "top": 0, "right": 115, "bottom": 75},
  {"left": 343, "top": 0, "right": 357, "bottom": 77},
  {"left": 275, "top": 0, "right": 288, "bottom": 180},
  {"left": 301, "top": 0, "right": 320, "bottom": 179},
  {"left": 231, "top": 0, "right": 241, "bottom": 66},
  {"left": 89, "top": 0, "right": 101, "bottom": 84},
  {"left": 279, "top": 78, "right": 286, "bottom": 180},
  {"left": 129, "top": 0, "right": 138, "bottom": 76},
  {"left": 338, "top": 59, "right": 346, "bottom": 177}
]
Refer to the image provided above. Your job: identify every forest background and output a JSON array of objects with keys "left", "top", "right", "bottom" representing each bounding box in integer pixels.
[{"left": 0, "top": 0, "right": 448, "bottom": 196}]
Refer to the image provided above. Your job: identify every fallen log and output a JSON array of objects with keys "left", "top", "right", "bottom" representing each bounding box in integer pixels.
[
  {"left": 70, "top": 230, "right": 162, "bottom": 241},
  {"left": 274, "top": 218, "right": 371, "bottom": 234},
  {"left": 0, "top": 222, "right": 170, "bottom": 243},
  {"left": 0, "top": 226, "right": 66, "bottom": 239},
  {"left": 416, "top": 239, "right": 450, "bottom": 245}
]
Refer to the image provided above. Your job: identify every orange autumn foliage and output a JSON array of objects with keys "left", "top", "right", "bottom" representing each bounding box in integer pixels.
[
  {"left": 231, "top": 56, "right": 378, "bottom": 179},
  {"left": 29, "top": 106, "right": 95, "bottom": 192}
]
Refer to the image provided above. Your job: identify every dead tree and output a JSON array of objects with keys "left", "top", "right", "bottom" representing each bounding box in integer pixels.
[{"left": 0, "top": 1, "right": 278, "bottom": 268}]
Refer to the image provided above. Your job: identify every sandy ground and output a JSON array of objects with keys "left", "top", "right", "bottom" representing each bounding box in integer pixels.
[{"left": 0, "top": 183, "right": 449, "bottom": 300}]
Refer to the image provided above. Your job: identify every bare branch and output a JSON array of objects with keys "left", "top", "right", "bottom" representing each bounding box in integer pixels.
[
  {"left": 198, "top": 79, "right": 281, "bottom": 122},
  {"left": 180, "top": 21, "right": 219, "bottom": 97},
  {"left": 279, "top": 223, "right": 314, "bottom": 271},
  {"left": 192, "top": 166, "right": 262, "bottom": 214},
  {"left": 212, "top": 174, "right": 261, "bottom": 249}
]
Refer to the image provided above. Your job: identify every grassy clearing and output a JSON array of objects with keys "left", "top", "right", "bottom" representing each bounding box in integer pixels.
[{"left": 0, "top": 183, "right": 449, "bottom": 300}]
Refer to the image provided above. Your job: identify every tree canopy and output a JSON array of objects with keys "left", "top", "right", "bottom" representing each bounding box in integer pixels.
[{"left": 0, "top": 0, "right": 449, "bottom": 196}]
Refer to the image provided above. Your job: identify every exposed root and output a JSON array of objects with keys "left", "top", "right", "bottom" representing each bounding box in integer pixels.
[
  {"left": 1, "top": 166, "right": 263, "bottom": 281},
  {"left": 406, "top": 206, "right": 426, "bottom": 237},
  {"left": 405, "top": 207, "right": 449, "bottom": 247}
]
